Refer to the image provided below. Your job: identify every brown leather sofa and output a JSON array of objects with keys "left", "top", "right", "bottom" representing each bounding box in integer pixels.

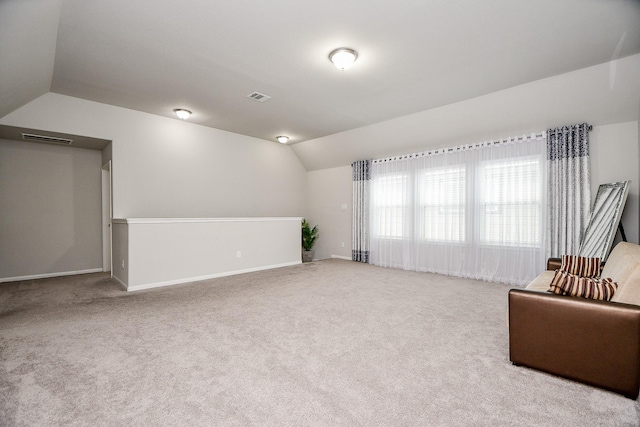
[{"left": 508, "top": 242, "right": 640, "bottom": 399}]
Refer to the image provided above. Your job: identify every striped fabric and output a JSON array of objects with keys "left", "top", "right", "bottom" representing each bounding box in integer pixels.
[
  {"left": 560, "top": 255, "right": 601, "bottom": 278},
  {"left": 548, "top": 270, "right": 618, "bottom": 301},
  {"left": 352, "top": 160, "right": 371, "bottom": 263}
]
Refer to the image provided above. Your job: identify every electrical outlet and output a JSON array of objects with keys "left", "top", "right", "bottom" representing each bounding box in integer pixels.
[
  {"left": 341, "top": 242, "right": 345, "bottom": 248},
  {"left": 341, "top": 204, "right": 348, "bottom": 210},
  {"left": 121, "top": 259, "right": 125, "bottom": 269},
  {"left": 236, "top": 251, "right": 242, "bottom": 258}
]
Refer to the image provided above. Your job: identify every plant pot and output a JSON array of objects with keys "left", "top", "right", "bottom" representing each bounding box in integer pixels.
[{"left": 302, "top": 250, "right": 314, "bottom": 263}]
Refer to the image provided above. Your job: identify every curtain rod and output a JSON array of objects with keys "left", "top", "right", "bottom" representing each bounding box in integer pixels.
[
  {"left": 372, "top": 124, "right": 592, "bottom": 164},
  {"left": 373, "top": 131, "right": 546, "bottom": 164}
]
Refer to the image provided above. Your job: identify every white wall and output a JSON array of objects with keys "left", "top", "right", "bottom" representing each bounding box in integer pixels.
[
  {"left": 590, "top": 121, "right": 639, "bottom": 244},
  {"left": 0, "top": 93, "right": 308, "bottom": 281},
  {"left": 112, "top": 221, "right": 128, "bottom": 285},
  {"left": 0, "top": 139, "right": 103, "bottom": 281},
  {"left": 102, "top": 142, "right": 112, "bottom": 165},
  {"left": 0, "top": 93, "right": 308, "bottom": 219},
  {"left": 112, "top": 218, "right": 302, "bottom": 291},
  {"left": 306, "top": 166, "right": 352, "bottom": 260}
]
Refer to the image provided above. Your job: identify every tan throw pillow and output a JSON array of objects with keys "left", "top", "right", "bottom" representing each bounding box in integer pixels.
[
  {"left": 560, "top": 255, "right": 601, "bottom": 278},
  {"left": 548, "top": 270, "right": 618, "bottom": 301},
  {"left": 548, "top": 270, "right": 568, "bottom": 295}
]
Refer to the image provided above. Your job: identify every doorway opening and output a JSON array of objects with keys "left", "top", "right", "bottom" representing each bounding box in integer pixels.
[{"left": 101, "top": 161, "right": 112, "bottom": 274}]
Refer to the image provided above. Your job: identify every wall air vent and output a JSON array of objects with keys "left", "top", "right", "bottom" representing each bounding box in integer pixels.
[
  {"left": 21, "top": 133, "right": 73, "bottom": 145},
  {"left": 246, "top": 91, "right": 271, "bottom": 102}
]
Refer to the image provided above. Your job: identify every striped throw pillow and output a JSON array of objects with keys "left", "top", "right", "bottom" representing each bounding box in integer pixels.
[
  {"left": 548, "top": 270, "right": 618, "bottom": 301},
  {"left": 560, "top": 255, "right": 601, "bottom": 278}
]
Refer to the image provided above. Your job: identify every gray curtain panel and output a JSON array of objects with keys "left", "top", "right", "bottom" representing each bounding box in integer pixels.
[
  {"left": 352, "top": 160, "right": 371, "bottom": 263},
  {"left": 547, "top": 123, "right": 591, "bottom": 257}
]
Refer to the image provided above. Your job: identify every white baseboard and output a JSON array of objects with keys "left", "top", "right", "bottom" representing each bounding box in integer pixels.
[
  {"left": 331, "top": 255, "right": 352, "bottom": 261},
  {"left": 0, "top": 268, "right": 104, "bottom": 283},
  {"left": 125, "top": 261, "right": 303, "bottom": 292},
  {"left": 111, "top": 275, "right": 128, "bottom": 291}
]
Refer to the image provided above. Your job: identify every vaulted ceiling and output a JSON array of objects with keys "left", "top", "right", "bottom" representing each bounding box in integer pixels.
[{"left": 1, "top": 0, "right": 639, "bottom": 145}]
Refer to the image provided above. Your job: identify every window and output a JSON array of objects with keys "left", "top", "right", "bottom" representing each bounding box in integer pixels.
[
  {"left": 368, "top": 136, "right": 547, "bottom": 285},
  {"left": 478, "top": 156, "right": 542, "bottom": 247},
  {"left": 419, "top": 166, "right": 466, "bottom": 242},
  {"left": 371, "top": 173, "right": 408, "bottom": 239}
]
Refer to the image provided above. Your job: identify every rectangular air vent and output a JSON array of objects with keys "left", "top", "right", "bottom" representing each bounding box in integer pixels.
[
  {"left": 246, "top": 91, "right": 271, "bottom": 102},
  {"left": 22, "top": 133, "right": 73, "bottom": 145}
]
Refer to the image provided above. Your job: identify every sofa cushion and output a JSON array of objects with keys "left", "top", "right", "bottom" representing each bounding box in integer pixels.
[
  {"left": 611, "top": 266, "right": 640, "bottom": 306},
  {"left": 548, "top": 270, "right": 618, "bottom": 301},
  {"left": 601, "top": 242, "right": 640, "bottom": 304},
  {"left": 525, "top": 270, "right": 556, "bottom": 292},
  {"left": 560, "top": 255, "right": 601, "bottom": 277},
  {"left": 601, "top": 242, "right": 640, "bottom": 284}
]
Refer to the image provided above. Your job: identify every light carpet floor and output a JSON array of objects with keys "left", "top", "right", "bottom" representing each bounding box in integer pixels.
[{"left": 1, "top": 259, "right": 639, "bottom": 426}]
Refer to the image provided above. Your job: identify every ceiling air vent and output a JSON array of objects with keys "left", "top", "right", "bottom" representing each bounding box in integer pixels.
[
  {"left": 22, "top": 133, "right": 73, "bottom": 145},
  {"left": 246, "top": 91, "right": 271, "bottom": 102}
]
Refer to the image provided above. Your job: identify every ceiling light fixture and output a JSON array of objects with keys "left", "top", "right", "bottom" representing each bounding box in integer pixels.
[
  {"left": 276, "top": 136, "right": 289, "bottom": 144},
  {"left": 174, "top": 108, "right": 192, "bottom": 120},
  {"left": 329, "top": 48, "right": 358, "bottom": 70}
]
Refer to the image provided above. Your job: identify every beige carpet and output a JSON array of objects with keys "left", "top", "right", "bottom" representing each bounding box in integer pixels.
[{"left": 1, "top": 259, "right": 638, "bottom": 426}]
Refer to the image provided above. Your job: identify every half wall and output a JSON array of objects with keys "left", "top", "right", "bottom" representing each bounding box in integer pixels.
[{"left": 112, "top": 217, "right": 302, "bottom": 291}]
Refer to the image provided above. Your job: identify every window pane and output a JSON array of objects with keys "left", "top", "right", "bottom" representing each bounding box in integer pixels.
[
  {"left": 373, "top": 174, "right": 407, "bottom": 239},
  {"left": 419, "top": 166, "right": 465, "bottom": 242},
  {"left": 479, "top": 157, "right": 541, "bottom": 246}
]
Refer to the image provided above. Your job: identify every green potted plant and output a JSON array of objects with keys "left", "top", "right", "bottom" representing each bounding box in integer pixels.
[{"left": 301, "top": 218, "right": 319, "bottom": 263}]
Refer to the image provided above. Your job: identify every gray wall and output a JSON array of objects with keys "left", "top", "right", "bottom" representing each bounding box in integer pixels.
[
  {"left": 0, "top": 139, "right": 102, "bottom": 280},
  {"left": 303, "top": 122, "right": 640, "bottom": 261},
  {"left": 1, "top": 55, "right": 638, "bottom": 277},
  {"left": 296, "top": 56, "right": 640, "bottom": 261},
  {"left": 590, "top": 122, "right": 639, "bottom": 246},
  {"left": 1, "top": 93, "right": 308, "bottom": 219},
  {"left": 0, "top": 0, "right": 61, "bottom": 118},
  {"left": 306, "top": 166, "right": 352, "bottom": 260},
  {"left": 0, "top": 93, "right": 308, "bottom": 280}
]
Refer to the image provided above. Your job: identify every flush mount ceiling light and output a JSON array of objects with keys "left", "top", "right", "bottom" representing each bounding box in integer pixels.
[
  {"left": 329, "top": 48, "right": 358, "bottom": 70},
  {"left": 276, "top": 136, "right": 289, "bottom": 144},
  {"left": 173, "top": 108, "right": 192, "bottom": 120}
]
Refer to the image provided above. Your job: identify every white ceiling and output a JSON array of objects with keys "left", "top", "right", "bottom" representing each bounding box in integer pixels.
[{"left": 1, "top": 0, "right": 640, "bottom": 145}]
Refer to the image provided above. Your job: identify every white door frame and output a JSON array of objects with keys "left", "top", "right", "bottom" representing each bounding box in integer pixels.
[{"left": 101, "top": 161, "right": 113, "bottom": 274}]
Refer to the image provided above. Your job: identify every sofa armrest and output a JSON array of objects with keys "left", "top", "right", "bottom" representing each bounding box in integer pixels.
[
  {"left": 508, "top": 289, "right": 640, "bottom": 399},
  {"left": 546, "top": 257, "right": 561, "bottom": 271}
]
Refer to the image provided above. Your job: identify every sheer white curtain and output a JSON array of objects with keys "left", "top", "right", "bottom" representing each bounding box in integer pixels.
[{"left": 369, "top": 135, "right": 547, "bottom": 286}]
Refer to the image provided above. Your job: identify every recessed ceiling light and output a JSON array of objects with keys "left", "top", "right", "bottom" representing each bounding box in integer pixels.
[
  {"left": 174, "top": 108, "right": 192, "bottom": 120},
  {"left": 329, "top": 48, "right": 358, "bottom": 70},
  {"left": 276, "top": 136, "right": 289, "bottom": 144}
]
